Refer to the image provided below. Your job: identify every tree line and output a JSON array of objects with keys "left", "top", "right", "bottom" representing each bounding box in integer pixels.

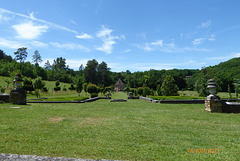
[{"left": 2, "top": 47, "right": 240, "bottom": 97}]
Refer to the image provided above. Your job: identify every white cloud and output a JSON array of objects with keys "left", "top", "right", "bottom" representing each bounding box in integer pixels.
[
  {"left": 192, "top": 38, "right": 205, "bottom": 45},
  {"left": 0, "top": 38, "right": 23, "bottom": 49},
  {"left": 143, "top": 43, "right": 153, "bottom": 51},
  {"left": 0, "top": 14, "right": 10, "bottom": 23},
  {"left": 0, "top": 8, "right": 78, "bottom": 34},
  {"left": 50, "top": 42, "right": 90, "bottom": 52},
  {"left": 192, "top": 35, "right": 216, "bottom": 46},
  {"left": 30, "top": 41, "right": 48, "bottom": 48},
  {"left": 233, "top": 52, "right": 240, "bottom": 57},
  {"left": 208, "top": 34, "right": 216, "bottom": 41},
  {"left": 199, "top": 20, "right": 211, "bottom": 29},
  {"left": 66, "top": 59, "right": 89, "bottom": 68},
  {"left": 122, "top": 49, "right": 132, "bottom": 53},
  {"left": 130, "top": 63, "right": 176, "bottom": 71},
  {"left": 76, "top": 33, "right": 93, "bottom": 39},
  {"left": 151, "top": 40, "right": 163, "bottom": 47},
  {"left": 96, "top": 25, "right": 121, "bottom": 54},
  {"left": 12, "top": 21, "right": 48, "bottom": 39}
]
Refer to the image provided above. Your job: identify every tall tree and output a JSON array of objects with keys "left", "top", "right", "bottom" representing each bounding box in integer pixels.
[
  {"left": 14, "top": 47, "right": 28, "bottom": 71},
  {"left": 84, "top": 59, "right": 98, "bottom": 84},
  {"left": 98, "top": 61, "right": 112, "bottom": 86},
  {"left": 79, "top": 64, "right": 84, "bottom": 76},
  {"left": 44, "top": 60, "right": 52, "bottom": 70},
  {"left": 32, "top": 50, "right": 42, "bottom": 66},
  {"left": 76, "top": 78, "right": 83, "bottom": 96},
  {"left": 161, "top": 75, "right": 179, "bottom": 96},
  {"left": 52, "top": 57, "right": 68, "bottom": 71}
]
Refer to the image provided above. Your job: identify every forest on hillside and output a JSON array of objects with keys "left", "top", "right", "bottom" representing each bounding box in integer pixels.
[{"left": 1, "top": 47, "right": 240, "bottom": 96}]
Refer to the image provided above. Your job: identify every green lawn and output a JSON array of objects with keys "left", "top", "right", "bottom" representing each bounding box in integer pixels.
[{"left": 0, "top": 92, "right": 240, "bottom": 160}]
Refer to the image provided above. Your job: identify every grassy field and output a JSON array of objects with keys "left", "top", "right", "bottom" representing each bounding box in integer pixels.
[{"left": 0, "top": 92, "right": 240, "bottom": 160}]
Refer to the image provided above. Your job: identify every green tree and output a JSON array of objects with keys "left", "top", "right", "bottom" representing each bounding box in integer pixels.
[
  {"left": 84, "top": 59, "right": 98, "bottom": 84},
  {"left": 228, "top": 84, "right": 232, "bottom": 98},
  {"left": 137, "top": 87, "right": 144, "bottom": 96},
  {"left": 76, "top": 78, "right": 83, "bottom": 96},
  {"left": 98, "top": 61, "right": 112, "bottom": 86},
  {"left": 143, "top": 87, "right": 151, "bottom": 97},
  {"left": 233, "top": 79, "right": 240, "bottom": 98},
  {"left": 83, "top": 83, "right": 88, "bottom": 94},
  {"left": 44, "top": 60, "right": 52, "bottom": 70},
  {"left": 14, "top": 47, "right": 28, "bottom": 71},
  {"left": 33, "top": 77, "right": 45, "bottom": 98},
  {"left": 32, "top": 50, "right": 42, "bottom": 66},
  {"left": 87, "top": 83, "right": 98, "bottom": 98},
  {"left": 4, "top": 79, "right": 11, "bottom": 88},
  {"left": 156, "top": 84, "right": 161, "bottom": 96},
  {"left": 23, "top": 77, "right": 34, "bottom": 93},
  {"left": 161, "top": 75, "right": 179, "bottom": 96}
]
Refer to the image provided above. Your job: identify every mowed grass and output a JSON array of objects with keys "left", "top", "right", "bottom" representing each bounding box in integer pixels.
[{"left": 0, "top": 93, "right": 240, "bottom": 160}]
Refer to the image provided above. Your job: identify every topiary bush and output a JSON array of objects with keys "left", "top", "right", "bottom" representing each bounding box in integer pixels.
[
  {"left": 54, "top": 86, "right": 61, "bottom": 91},
  {"left": 90, "top": 93, "right": 98, "bottom": 98},
  {"left": 69, "top": 83, "right": 75, "bottom": 90}
]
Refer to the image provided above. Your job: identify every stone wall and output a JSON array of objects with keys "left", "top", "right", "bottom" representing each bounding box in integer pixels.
[
  {"left": 222, "top": 102, "right": 240, "bottom": 113},
  {"left": 0, "top": 93, "right": 10, "bottom": 103}
]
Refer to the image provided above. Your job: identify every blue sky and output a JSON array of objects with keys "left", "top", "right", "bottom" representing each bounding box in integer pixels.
[{"left": 0, "top": 0, "right": 240, "bottom": 72}]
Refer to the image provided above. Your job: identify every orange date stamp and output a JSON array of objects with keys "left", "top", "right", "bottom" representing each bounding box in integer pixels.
[{"left": 188, "top": 148, "right": 220, "bottom": 153}]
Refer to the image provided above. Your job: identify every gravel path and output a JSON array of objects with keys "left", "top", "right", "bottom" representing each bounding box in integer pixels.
[{"left": 0, "top": 153, "right": 118, "bottom": 161}]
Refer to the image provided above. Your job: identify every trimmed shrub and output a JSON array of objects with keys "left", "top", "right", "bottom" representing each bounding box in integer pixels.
[
  {"left": 87, "top": 83, "right": 98, "bottom": 94},
  {"left": 54, "top": 86, "right": 61, "bottom": 91},
  {"left": 90, "top": 93, "right": 98, "bottom": 98},
  {"left": 137, "top": 87, "right": 144, "bottom": 96},
  {"left": 69, "top": 83, "right": 75, "bottom": 90},
  {"left": 42, "top": 87, "right": 48, "bottom": 92}
]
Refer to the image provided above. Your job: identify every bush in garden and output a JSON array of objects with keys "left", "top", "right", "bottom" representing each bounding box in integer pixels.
[
  {"left": 87, "top": 83, "right": 98, "bottom": 96},
  {"left": 142, "top": 87, "right": 151, "bottom": 97},
  {"left": 90, "top": 93, "right": 98, "bottom": 98},
  {"left": 68, "top": 83, "right": 75, "bottom": 90},
  {"left": 137, "top": 87, "right": 144, "bottom": 96},
  {"left": 103, "top": 86, "right": 111, "bottom": 94},
  {"left": 54, "top": 80, "right": 61, "bottom": 91}
]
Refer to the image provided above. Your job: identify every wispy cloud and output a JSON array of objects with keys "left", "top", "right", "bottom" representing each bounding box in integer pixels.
[
  {"left": 122, "top": 49, "right": 132, "bottom": 53},
  {"left": 0, "top": 8, "right": 78, "bottom": 34},
  {"left": 96, "top": 25, "right": 123, "bottom": 54},
  {"left": 50, "top": 42, "right": 90, "bottom": 52},
  {"left": 192, "top": 34, "right": 216, "bottom": 45},
  {"left": 12, "top": 21, "right": 48, "bottom": 39},
  {"left": 192, "top": 38, "right": 205, "bottom": 45},
  {"left": 143, "top": 43, "right": 153, "bottom": 51},
  {"left": 76, "top": 33, "right": 93, "bottom": 39},
  {"left": 198, "top": 20, "right": 211, "bottom": 29},
  {"left": 206, "top": 52, "right": 240, "bottom": 61},
  {"left": 151, "top": 40, "right": 163, "bottom": 47},
  {"left": 30, "top": 41, "right": 48, "bottom": 48},
  {"left": 0, "top": 37, "right": 23, "bottom": 49},
  {"left": 0, "top": 13, "right": 10, "bottom": 23}
]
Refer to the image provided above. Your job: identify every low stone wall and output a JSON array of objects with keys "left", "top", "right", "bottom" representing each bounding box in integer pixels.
[
  {"left": 128, "top": 96, "right": 139, "bottom": 99},
  {"left": 110, "top": 99, "right": 127, "bottom": 102},
  {"left": 0, "top": 153, "right": 116, "bottom": 161},
  {"left": 139, "top": 96, "right": 153, "bottom": 102},
  {"left": 27, "top": 97, "right": 111, "bottom": 103},
  {"left": 160, "top": 99, "right": 204, "bottom": 104},
  {"left": 222, "top": 102, "right": 240, "bottom": 113},
  {"left": 0, "top": 93, "right": 10, "bottom": 103}
]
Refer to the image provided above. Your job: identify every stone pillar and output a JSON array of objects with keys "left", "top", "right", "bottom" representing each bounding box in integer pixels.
[
  {"left": 205, "top": 94, "right": 222, "bottom": 112},
  {"left": 205, "top": 79, "right": 222, "bottom": 112},
  {"left": 9, "top": 73, "right": 26, "bottom": 105}
]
